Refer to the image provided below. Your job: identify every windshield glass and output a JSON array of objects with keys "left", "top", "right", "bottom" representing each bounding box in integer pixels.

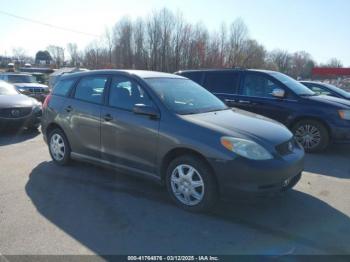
[
  {"left": 323, "top": 83, "right": 350, "bottom": 98},
  {"left": 270, "top": 72, "right": 315, "bottom": 96},
  {"left": 145, "top": 78, "right": 228, "bottom": 115},
  {"left": 7, "top": 74, "right": 36, "bottom": 84},
  {"left": 0, "top": 81, "right": 18, "bottom": 95}
]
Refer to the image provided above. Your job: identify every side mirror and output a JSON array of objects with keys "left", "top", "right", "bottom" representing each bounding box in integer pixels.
[
  {"left": 272, "top": 88, "right": 285, "bottom": 98},
  {"left": 133, "top": 104, "right": 159, "bottom": 119}
]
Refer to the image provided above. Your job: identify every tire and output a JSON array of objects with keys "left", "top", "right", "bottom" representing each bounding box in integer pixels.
[
  {"left": 48, "top": 128, "right": 71, "bottom": 165},
  {"left": 292, "top": 119, "right": 329, "bottom": 153},
  {"left": 26, "top": 124, "right": 40, "bottom": 131},
  {"left": 165, "top": 155, "right": 218, "bottom": 212}
]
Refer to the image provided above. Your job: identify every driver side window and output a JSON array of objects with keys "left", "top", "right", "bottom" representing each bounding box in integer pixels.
[{"left": 241, "top": 74, "right": 283, "bottom": 98}]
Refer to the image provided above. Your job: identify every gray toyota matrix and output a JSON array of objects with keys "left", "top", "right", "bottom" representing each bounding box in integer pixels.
[{"left": 42, "top": 70, "right": 304, "bottom": 212}]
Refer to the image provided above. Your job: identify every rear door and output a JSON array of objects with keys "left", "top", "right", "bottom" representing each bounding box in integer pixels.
[
  {"left": 101, "top": 75, "right": 160, "bottom": 174},
  {"left": 202, "top": 71, "right": 240, "bottom": 106},
  {"left": 236, "top": 72, "right": 297, "bottom": 124},
  {"left": 66, "top": 75, "right": 109, "bottom": 158}
]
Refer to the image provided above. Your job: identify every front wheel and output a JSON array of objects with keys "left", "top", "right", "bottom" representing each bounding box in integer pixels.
[
  {"left": 292, "top": 120, "right": 329, "bottom": 153},
  {"left": 166, "top": 155, "right": 218, "bottom": 212},
  {"left": 48, "top": 128, "right": 71, "bottom": 165}
]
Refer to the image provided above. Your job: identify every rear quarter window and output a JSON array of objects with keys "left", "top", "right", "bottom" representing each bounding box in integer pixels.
[
  {"left": 52, "top": 78, "right": 76, "bottom": 96},
  {"left": 203, "top": 71, "right": 239, "bottom": 94},
  {"left": 180, "top": 72, "right": 204, "bottom": 85}
]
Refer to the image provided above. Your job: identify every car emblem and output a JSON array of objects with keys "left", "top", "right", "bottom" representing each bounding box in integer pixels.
[
  {"left": 288, "top": 142, "right": 293, "bottom": 151},
  {"left": 11, "top": 109, "right": 20, "bottom": 117}
]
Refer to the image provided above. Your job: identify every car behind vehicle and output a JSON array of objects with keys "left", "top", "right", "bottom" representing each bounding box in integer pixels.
[
  {"left": 42, "top": 70, "right": 304, "bottom": 212},
  {"left": 300, "top": 81, "right": 350, "bottom": 100},
  {"left": 0, "top": 73, "right": 50, "bottom": 102},
  {"left": 176, "top": 69, "right": 350, "bottom": 152},
  {"left": 0, "top": 80, "right": 42, "bottom": 131}
]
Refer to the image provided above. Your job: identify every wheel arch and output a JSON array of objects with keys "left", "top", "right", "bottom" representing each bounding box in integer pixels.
[
  {"left": 159, "top": 147, "right": 219, "bottom": 192},
  {"left": 288, "top": 116, "right": 332, "bottom": 139}
]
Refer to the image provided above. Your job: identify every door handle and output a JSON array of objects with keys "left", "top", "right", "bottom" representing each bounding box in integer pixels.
[
  {"left": 65, "top": 106, "right": 73, "bottom": 112},
  {"left": 224, "top": 99, "right": 236, "bottom": 103},
  {"left": 103, "top": 114, "right": 113, "bottom": 122},
  {"left": 238, "top": 100, "right": 251, "bottom": 104}
]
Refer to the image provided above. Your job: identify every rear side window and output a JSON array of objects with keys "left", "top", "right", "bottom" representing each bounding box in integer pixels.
[
  {"left": 181, "top": 72, "right": 203, "bottom": 85},
  {"left": 53, "top": 79, "right": 76, "bottom": 96},
  {"left": 74, "top": 76, "right": 108, "bottom": 104},
  {"left": 203, "top": 72, "right": 239, "bottom": 94}
]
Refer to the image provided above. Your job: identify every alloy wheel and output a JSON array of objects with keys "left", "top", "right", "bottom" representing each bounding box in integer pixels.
[
  {"left": 50, "top": 133, "right": 65, "bottom": 161},
  {"left": 170, "top": 164, "right": 205, "bottom": 206},
  {"left": 294, "top": 124, "right": 321, "bottom": 150}
]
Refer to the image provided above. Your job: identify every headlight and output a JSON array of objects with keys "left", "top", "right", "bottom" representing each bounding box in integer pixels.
[
  {"left": 33, "top": 103, "right": 42, "bottom": 112},
  {"left": 220, "top": 137, "right": 273, "bottom": 160},
  {"left": 338, "top": 110, "right": 350, "bottom": 120}
]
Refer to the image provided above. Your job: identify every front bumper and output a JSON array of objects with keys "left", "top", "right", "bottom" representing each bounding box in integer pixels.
[
  {"left": 209, "top": 147, "right": 304, "bottom": 195},
  {"left": 0, "top": 113, "right": 41, "bottom": 130},
  {"left": 331, "top": 126, "right": 350, "bottom": 144},
  {"left": 27, "top": 94, "right": 48, "bottom": 103}
]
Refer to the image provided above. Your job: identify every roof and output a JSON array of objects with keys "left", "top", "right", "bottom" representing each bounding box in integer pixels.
[
  {"left": 0, "top": 72, "right": 31, "bottom": 76},
  {"left": 176, "top": 68, "right": 277, "bottom": 74},
  {"left": 62, "top": 69, "right": 185, "bottom": 80}
]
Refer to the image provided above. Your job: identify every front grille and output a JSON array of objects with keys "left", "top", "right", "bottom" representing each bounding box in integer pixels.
[
  {"left": 27, "top": 88, "right": 46, "bottom": 94},
  {"left": 275, "top": 138, "right": 296, "bottom": 156},
  {"left": 0, "top": 107, "right": 32, "bottom": 118}
]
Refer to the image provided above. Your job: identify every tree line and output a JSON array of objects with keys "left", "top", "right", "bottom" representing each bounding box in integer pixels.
[{"left": 6, "top": 8, "right": 344, "bottom": 79}]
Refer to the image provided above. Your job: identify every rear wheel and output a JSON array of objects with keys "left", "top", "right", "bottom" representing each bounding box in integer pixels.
[
  {"left": 48, "top": 128, "right": 71, "bottom": 165},
  {"left": 292, "top": 120, "right": 329, "bottom": 153},
  {"left": 166, "top": 155, "right": 218, "bottom": 212}
]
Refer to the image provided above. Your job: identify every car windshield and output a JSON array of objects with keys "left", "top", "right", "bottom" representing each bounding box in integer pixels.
[
  {"left": 323, "top": 83, "right": 350, "bottom": 98},
  {"left": 0, "top": 81, "right": 18, "bottom": 95},
  {"left": 145, "top": 78, "right": 228, "bottom": 115},
  {"left": 7, "top": 74, "right": 36, "bottom": 84},
  {"left": 270, "top": 72, "right": 316, "bottom": 96}
]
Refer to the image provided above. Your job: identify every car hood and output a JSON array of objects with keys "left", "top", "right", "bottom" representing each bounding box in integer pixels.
[
  {"left": 0, "top": 94, "right": 37, "bottom": 108},
  {"left": 181, "top": 109, "right": 293, "bottom": 146},
  {"left": 305, "top": 95, "right": 350, "bottom": 108},
  {"left": 13, "top": 83, "right": 49, "bottom": 89}
]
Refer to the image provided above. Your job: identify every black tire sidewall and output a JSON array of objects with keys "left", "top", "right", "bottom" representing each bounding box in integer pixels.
[
  {"left": 48, "top": 128, "right": 71, "bottom": 165},
  {"left": 165, "top": 155, "right": 218, "bottom": 212},
  {"left": 292, "top": 120, "right": 329, "bottom": 153}
]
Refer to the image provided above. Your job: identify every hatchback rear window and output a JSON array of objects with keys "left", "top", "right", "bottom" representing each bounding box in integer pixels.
[{"left": 53, "top": 79, "right": 76, "bottom": 96}]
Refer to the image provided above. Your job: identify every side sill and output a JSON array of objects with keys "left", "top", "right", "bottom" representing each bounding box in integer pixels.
[{"left": 70, "top": 152, "right": 162, "bottom": 183}]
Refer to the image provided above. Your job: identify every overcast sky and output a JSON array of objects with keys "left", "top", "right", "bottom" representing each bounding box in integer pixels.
[{"left": 0, "top": 0, "right": 349, "bottom": 65}]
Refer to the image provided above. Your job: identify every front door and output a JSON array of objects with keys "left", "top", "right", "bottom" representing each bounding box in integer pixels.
[
  {"left": 101, "top": 75, "right": 160, "bottom": 175},
  {"left": 235, "top": 72, "right": 296, "bottom": 125}
]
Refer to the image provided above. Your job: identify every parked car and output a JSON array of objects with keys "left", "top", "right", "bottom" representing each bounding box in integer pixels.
[
  {"left": 48, "top": 67, "right": 89, "bottom": 89},
  {"left": 175, "top": 69, "right": 350, "bottom": 152},
  {"left": 41, "top": 70, "right": 304, "bottom": 212},
  {"left": 0, "top": 73, "right": 50, "bottom": 102},
  {"left": 300, "top": 81, "right": 350, "bottom": 100},
  {"left": 0, "top": 80, "right": 42, "bottom": 131}
]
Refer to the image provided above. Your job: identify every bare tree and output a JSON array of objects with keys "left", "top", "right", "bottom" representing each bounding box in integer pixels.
[
  {"left": 104, "top": 27, "right": 113, "bottom": 66},
  {"left": 113, "top": 17, "right": 134, "bottom": 68},
  {"left": 269, "top": 50, "right": 292, "bottom": 74},
  {"left": 47, "top": 45, "right": 65, "bottom": 68},
  {"left": 67, "top": 43, "right": 79, "bottom": 67},
  {"left": 323, "top": 58, "right": 343, "bottom": 68},
  {"left": 227, "top": 18, "right": 249, "bottom": 67}
]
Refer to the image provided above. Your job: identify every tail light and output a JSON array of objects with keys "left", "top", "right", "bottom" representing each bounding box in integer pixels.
[{"left": 43, "top": 93, "right": 52, "bottom": 109}]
